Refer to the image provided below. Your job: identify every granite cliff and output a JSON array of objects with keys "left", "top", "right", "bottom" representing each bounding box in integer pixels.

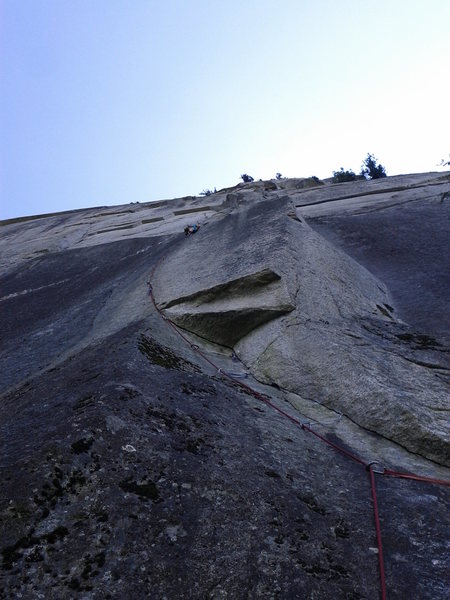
[{"left": 1, "top": 172, "right": 449, "bottom": 599}]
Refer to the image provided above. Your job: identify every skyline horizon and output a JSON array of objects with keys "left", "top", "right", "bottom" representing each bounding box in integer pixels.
[
  {"left": 3, "top": 163, "right": 449, "bottom": 222},
  {"left": 2, "top": 1, "right": 449, "bottom": 220}
]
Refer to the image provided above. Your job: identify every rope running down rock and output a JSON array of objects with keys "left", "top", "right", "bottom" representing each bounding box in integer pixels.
[{"left": 147, "top": 252, "right": 449, "bottom": 600}]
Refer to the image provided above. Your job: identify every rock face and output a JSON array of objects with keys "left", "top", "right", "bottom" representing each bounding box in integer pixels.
[
  {"left": 153, "top": 198, "right": 298, "bottom": 346},
  {"left": 153, "top": 195, "right": 450, "bottom": 466},
  {"left": 1, "top": 172, "right": 449, "bottom": 599}
]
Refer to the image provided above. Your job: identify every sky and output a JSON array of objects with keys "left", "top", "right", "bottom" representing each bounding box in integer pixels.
[{"left": 1, "top": 0, "right": 449, "bottom": 219}]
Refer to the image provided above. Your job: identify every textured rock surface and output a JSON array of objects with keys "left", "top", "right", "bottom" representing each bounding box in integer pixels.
[
  {"left": 152, "top": 197, "right": 298, "bottom": 346},
  {"left": 306, "top": 190, "right": 450, "bottom": 344},
  {"left": 1, "top": 172, "right": 449, "bottom": 599},
  {"left": 152, "top": 194, "right": 450, "bottom": 465}
]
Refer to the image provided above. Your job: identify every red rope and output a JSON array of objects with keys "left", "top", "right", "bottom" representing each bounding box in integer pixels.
[
  {"left": 146, "top": 255, "right": 449, "bottom": 598},
  {"left": 383, "top": 469, "right": 450, "bottom": 487},
  {"left": 368, "top": 465, "right": 387, "bottom": 600},
  {"left": 151, "top": 282, "right": 450, "bottom": 483},
  {"left": 301, "top": 423, "right": 367, "bottom": 467},
  {"left": 147, "top": 278, "right": 389, "bottom": 595}
]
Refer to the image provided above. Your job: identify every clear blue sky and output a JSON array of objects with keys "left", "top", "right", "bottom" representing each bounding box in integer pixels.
[{"left": 1, "top": 0, "right": 449, "bottom": 219}]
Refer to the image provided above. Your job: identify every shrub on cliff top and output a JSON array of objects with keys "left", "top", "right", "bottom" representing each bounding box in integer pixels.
[
  {"left": 361, "top": 153, "right": 387, "bottom": 179},
  {"left": 332, "top": 168, "right": 357, "bottom": 183},
  {"left": 240, "top": 174, "right": 254, "bottom": 183},
  {"left": 200, "top": 188, "right": 216, "bottom": 196}
]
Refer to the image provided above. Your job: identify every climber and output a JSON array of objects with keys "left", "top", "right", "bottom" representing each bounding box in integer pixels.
[{"left": 184, "top": 223, "right": 200, "bottom": 236}]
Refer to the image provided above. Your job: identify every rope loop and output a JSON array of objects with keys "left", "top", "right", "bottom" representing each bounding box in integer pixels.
[{"left": 366, "top": 461, "right": 384, "bottom": 474}]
